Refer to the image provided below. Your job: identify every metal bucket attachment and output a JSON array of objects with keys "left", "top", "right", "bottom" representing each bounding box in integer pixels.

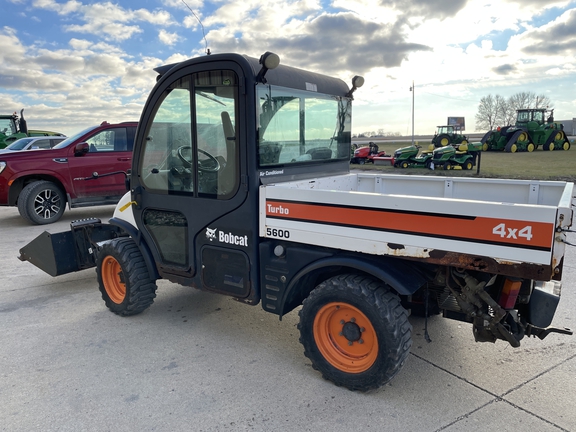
[{"left": 18, "top": 231, "right": 82, "bottom": 277}]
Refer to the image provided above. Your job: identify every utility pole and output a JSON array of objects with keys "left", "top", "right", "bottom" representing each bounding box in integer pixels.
[{"left": 409, "top": 81, "right": 415, "bottom": 146}]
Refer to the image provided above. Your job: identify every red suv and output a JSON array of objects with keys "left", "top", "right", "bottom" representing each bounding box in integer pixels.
[{"left": 0, "top": 121, "right": 137, "bottom": 224}]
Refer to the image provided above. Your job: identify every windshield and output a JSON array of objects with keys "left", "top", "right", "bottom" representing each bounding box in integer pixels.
[
  {"left": 6, "top": 137, "right": 35, "bottom": 150},
  {"left": 257, "top": 84, "right": 351, "bottom": 167},
  {"left": 516, "top": 111, "right": 530, "bottom": 122},
  {"left": 52, "top": 125, "right": 100, "bottom": 149}
]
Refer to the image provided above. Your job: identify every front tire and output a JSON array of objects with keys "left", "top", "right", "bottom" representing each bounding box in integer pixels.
[
  {"left": 17, "top": 180, "right": 66, "bottom": 224},
  {"left": 97, "top": 238, "right": 158, "bottom": 316},
  {"left": 298, "top": 274, "right": 412, "bottom": 391}
]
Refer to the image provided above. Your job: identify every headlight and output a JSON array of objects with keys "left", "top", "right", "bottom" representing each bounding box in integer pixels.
[{"left": 0, "top": 162, "right": 6, "bottom": 174}]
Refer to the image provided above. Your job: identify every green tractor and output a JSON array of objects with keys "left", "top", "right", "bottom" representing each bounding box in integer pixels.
[
  {"left": 481, "top": 109, "right": 570, "bottom": 153},
  {"left": 0, "top": 110, "right": 64, "bottom": 149},
  {"left": 431, "top": 125, "right": 468, "bottom": 147}
]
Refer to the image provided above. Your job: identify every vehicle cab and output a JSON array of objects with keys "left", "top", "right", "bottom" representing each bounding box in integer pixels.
[{"left": 125, "top": 52, "right": 359, "bottom": 299}]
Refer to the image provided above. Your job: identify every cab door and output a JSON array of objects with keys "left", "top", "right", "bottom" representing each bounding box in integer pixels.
[{"left": 131, "top": 63, "right": 255, "bottom": 299}]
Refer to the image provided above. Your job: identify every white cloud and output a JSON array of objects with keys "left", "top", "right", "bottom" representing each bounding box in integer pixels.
[
  {"left": 2, "top": 0, "right": 575, "bottom": 135},
  {"left": 32, "top": 0, "right": 82, "bottom": 15},
  {"left": 33, "top": 1, "right": 177, "bottom": 42},
  {"left": 159, "top": 29, "right": 179, "bottom": 46}
]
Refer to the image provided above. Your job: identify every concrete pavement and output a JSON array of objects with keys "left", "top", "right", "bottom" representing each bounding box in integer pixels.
[{"left": 1, "top": 205, "right": 575, "bottom": 431}]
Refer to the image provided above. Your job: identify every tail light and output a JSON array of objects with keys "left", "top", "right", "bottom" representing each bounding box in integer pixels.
[{"left": 499, "top": 278, "right": 522, "bottom": 309}]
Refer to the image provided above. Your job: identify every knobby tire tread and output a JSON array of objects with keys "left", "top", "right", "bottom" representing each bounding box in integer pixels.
[
  {"left": 298, "top": 274, "right": 412, "bottom": 391},
  {"left": 97, "top": 238, "right": 157, "bottom": 316}
]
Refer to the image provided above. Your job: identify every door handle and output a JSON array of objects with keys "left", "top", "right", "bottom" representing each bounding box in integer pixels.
[{"left": 117, "top": 157, "right": 131, "bottom": 161}]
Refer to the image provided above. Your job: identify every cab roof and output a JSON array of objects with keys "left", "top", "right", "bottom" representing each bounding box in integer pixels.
[{"left": 154, "top": 52, "right": 351, "bottom": 98}]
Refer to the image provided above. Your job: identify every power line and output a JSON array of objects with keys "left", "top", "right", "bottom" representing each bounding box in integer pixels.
[{"left": 418, "top": 90, "right": 478, "bottom": 103}]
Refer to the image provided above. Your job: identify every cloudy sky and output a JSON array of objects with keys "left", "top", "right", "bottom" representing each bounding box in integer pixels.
[{"left": 1, "top": 0, "right": 575, "bottom": 137}]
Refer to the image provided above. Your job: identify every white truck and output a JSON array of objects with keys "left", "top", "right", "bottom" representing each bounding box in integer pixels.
[{"left": 19, "top": 52, "right": 574, "bottom": 391}]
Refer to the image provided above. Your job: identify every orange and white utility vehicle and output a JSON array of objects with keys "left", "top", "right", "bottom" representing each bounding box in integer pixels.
[{"left": 19, "top": 52, "right": 574, "bottom": 391}]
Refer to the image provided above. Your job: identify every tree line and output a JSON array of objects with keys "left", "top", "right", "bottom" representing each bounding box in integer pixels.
[
  {"left": 353, "top": 130, "right": 401, "bottom": 138},
  {"left": 475, "top": 91, "right": 553, "bottom": 131}
]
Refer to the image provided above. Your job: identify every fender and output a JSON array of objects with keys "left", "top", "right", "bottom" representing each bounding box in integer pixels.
[
  {"left": 109, "top": 217, "right": 160, "bottom": 281},
  {"left": 8, "top": 171, "right": 68, "bottom": 205},
  {"left": 279, "top": 253, "right": 430, "bottom": 317}
]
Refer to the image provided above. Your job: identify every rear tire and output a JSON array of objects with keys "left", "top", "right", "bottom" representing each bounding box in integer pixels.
[
  {"left": 298, "top": 274, "right": 412, "bottom": 391},
  {"left": 96, "top": 238, "right": 157, "bottom": 316},
  {"left": 17, "top": 180, "right": 65, "bottom": 225}
]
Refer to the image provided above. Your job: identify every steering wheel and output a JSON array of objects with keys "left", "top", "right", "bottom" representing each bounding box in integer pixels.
[{"left": 177, "top": 146, "right": 220, "bottom": 172}]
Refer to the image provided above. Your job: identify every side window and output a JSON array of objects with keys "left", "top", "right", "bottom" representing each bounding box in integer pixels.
[
  {"left": 141, "top": 76, "right": 193, "bottom": 193},
  {"left": 32, "top": 139, "right": 50, "bottom": 149},
  {"left": 195, "top": 71, "right": 238, "bottom": 198},
  {"left": 86, "top": 128, "right": 128, "bottom": 152},
  {"left": 140, "top": 70, "right": 239, "bottom": 199},
  {"left": 0, "top": 118, "right": 16, "bottom": 135},
  {"left": 533, "top": 111, "right": 543, "bottom": 123}
]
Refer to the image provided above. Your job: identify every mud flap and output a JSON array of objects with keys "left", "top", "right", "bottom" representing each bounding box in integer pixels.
[{"left": 18, "top": 230, "right": 82, "bottom": 276}]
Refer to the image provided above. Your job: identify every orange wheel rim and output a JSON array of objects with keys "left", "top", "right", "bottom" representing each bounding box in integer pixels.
[
  {"left": 102, "top": 256, "right": 126, "bottom": 304},
  {"left": 313, "top": 302, "right": 378, "bottom": 373}
]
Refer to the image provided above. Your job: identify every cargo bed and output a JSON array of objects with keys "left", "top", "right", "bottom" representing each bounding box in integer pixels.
[{"left": 261, "top": 173, "right": 575, "bottom": 279}]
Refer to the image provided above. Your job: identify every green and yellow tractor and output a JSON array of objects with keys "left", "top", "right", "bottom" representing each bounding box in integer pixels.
[
  {"left": 431, "top": 125, "right": 468, "bottom": 147},
  {"left": 0, "top": 110, "right": 64, "bottom": 149},
  {"left": 481, "top": 109, "right": 570, "bottom": 153}
]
